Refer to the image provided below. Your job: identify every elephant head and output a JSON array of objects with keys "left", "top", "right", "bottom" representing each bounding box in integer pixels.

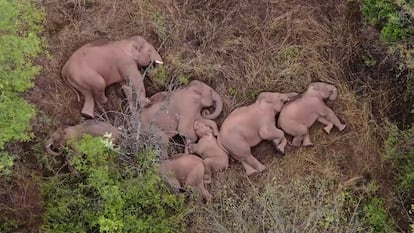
[
  {"left": 187, "top": 80, "right": 223, "bottom": 119},
  {"left": 45, "top": 128, "right": 65, "bottom": 156},
  {"left": 194, "top": 119, "right": 219, "bottom": 137},
  {"left": 256, "top": 92, "right": 298, "bottom": 112},
  {"left": 127, "top": 35, "right": 163, "bottom": 67},
  {"left": 307, "top": 82, "right": 337, "bottom": 101}
]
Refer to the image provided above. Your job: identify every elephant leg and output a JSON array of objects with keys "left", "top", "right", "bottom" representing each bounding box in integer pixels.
[
  {"left": 128, "top": 72, "right": 150, "bottom": 108},
  {"left": 93, "top": 86, "right": 108, "bottom": 105},
  {"left": 317, "top": 117, "right": 333, "bottom": 134},
  {"left": 302, "top": 132, "right": 313, "bottom": 146},
  {"left": 243, "top": 155, "right": 266, "bottom": 175},
  {"left": 322, "top": 107, "right": 346, "bottom": 131},
  {"left": 194, "top": 183, "right": 213, "bottom": 202},
  {"left": 259, "top": 126, "right": 287, "bottom": 153},
  {"left": 292, "top": 135, "right": 303, "bottom": 147},
  {"left": 152, "top": 127, "right": 169, "bottom": 159},
  {"left": 186, "top": 164, "right": 213, "bottom": 201},
  {"left": 241, "top": 161, "right": 259, "bottom": 176},
  {"left": 203, "top": 159, "right": 213, "bottom": 184},
  {"left": 166, "top": 176, "right": 182, "bottom": 194},
  {"left": 81, "top": 91, "right": 95, "bottom": 118}
]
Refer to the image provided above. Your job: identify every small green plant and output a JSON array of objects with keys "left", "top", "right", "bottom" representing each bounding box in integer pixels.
[
  {"left": 362, "top": 197, "right": 394, "bottom": 233},
  {"left": 42, "top": 135, "right": 186, "bottom": 233}
]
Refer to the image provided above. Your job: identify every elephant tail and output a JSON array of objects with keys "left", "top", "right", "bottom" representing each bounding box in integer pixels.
[{"left": 62, "top": 73, "right": 81, "bottom": 102}]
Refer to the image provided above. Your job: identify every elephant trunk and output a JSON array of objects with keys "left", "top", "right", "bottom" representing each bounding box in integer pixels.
[
  {"left": 45, "top": 140, "right": 62, "bottom": 156},
  {"left": 202, "top": 90, "right": 223, "bottom": 119}
]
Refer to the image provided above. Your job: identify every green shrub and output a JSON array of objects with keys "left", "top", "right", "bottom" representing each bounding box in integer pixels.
[
  {"left": 362, "top": 197, "right": 394, "bottom": 233},
  {"left": 42, "top": 135, "right": 186, "bottom": 233},
  {"left": 385, "top": 123, "right": 414, "bottom": 192},
  {"left": 362, "top": 0, "right": 411, "bottom": 42},
  {"left": 380, "top": 12, "right": 408, "bottom": 42},
  {"left": 0, "top": 0, "right": 44, "bottom": 172}
]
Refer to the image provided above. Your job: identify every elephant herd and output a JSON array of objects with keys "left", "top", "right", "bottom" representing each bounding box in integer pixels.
[{"left": 46, "top": 35, "right": 346, "bottom": 202}]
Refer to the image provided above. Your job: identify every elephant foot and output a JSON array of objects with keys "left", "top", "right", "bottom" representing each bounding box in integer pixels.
[
  {"left": 338, "top": 124, "right": 347, "bottom": 132},
  {"left": 323, "top": 125, "right": 333, "bottom": 134},
  {"left": 81, "top": 111, "right": 94, "bottom": 119},
  {"left": 291, "top": 139, "right": 302, "bottom": 147},
  {"left": 302, "top": 141, "right": 314, "bottom": 147},
  {"left": 246, "top": 168, "right": 258, "bottom": 176}
]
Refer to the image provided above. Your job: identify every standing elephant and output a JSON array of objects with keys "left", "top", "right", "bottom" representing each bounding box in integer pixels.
[
  {"left": 62, "top": 35, "right": 163, "bottom": 118},
  {"left": 141, "top": 80, "right": 223, "bottom": 156},
  {"left": 217, "top": 92, "right": 297, "bottom": 176},
  {"left": 278, "top": 82, "right": 346, "bottom": 147},
  {"left": 45, "top": 120, "right": 120, "bottom": 156},
  {"left": 188, "top": 120, "right": 229, "bottom": 184},
  {"left": 158, "top": 153, "right": 213, "bottom": 202}
]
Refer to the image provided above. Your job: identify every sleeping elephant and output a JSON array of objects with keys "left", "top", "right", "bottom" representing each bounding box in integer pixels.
[
  {"left": 278, "top": 82, "right": 346, "bottom": 147},
  {"left": 158, "top": 153, "right": 213, "bottom": 202},
  {"left": 45, "top": 120, "right": 120, "bottom": 156},
  {"left": 217, "top": 92, "right": 297, "bottom": 176},
  {"left": 188, "top": 120, "right": 229, "bottom": 184},
  {"left": 141, "top": 80, "right": 223, "bottom": 156},
  {"left": 62, "top": 35, "right": 163, "bottom": 118}
]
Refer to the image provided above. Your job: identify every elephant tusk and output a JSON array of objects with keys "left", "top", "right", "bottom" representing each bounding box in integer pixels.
[
  {"left": 155, "top": 60, "right": 164, "bottom": 64},
  {"left": 46, "top": 143, "right": 52, "bottom": 148}
]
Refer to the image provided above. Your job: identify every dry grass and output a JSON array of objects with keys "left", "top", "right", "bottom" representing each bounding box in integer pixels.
[{"left": 26, "top": 0, "right": 397, "bottom": 231}]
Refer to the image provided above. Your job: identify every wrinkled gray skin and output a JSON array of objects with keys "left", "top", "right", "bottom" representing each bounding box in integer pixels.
[
  {"left": 141, "top": 80, "right": 223, "bottom": 157},
  {"left": 62, "top": 35, "right": 163, "bottom": 118},
  {"left": 188, "top": 120, "right": 229, "bottom": 184},
  {"left": 278, "top": 82, "right": 346, "bottom": 147},
  {"left": 45, "top": 120, "right": 120, "bottom": 156},
  {"left": 218, "top": 92, "right": 298, "bottom": 176},
  {"left": 158, "top": 153, "right": 213, "bottom": 202}
]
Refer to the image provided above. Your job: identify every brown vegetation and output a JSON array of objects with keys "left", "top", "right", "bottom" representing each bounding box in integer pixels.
[{"left": 12, "top": 0, "right": 403, "bottom": 231}]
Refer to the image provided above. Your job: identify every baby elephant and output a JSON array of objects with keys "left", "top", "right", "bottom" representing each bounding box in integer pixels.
[
  {"left": 278, "top": 82, "right": 346, "bottom": 147},
  {"left": 45, "top": 120, "right": 120, "bottom": 156},
  {"left": 158, "top": 153, "right": 213, "bottom": 202},
  {"left": 188, "top": 120, "right": 229, "bottom": 184}
]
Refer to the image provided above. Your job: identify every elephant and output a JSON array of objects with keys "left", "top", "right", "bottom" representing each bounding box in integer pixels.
[
  {"left": 141, "top": 80, "right": 223, "bottom": 156},
  {"left": 217, "top": 92, "right": 298, "bottom": 176},
  {"left": 62, "top": 35, "right": 163, "bottom": 118},
  {"left": 277, "top": 82, "right": 346, "bottom": 147},
  {"left": 188, "top": 120, "right": 229, "bottom": 184},
  {"left": 158, "top": 153, "right": 213, "bottom": 202},
  {"left": 45, "top": 120, "right": 120, "bottom": 156}
]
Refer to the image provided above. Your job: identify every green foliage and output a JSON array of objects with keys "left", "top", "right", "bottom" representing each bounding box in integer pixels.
[
  {"left": 385, "top": 123, "right": 414, "bottom": 191},
  {"left": 362, "top": 0, "right": 397, "bottom": 25},
  {"left": 42, "top": 135, "right": 186, "bottom": 233},
  {"left": 362, "top": 0, "right": 411, "bottom": 42},
  {"left": 362, "top": 197, "right": 394, "bottom": 233},
  {"left": 381, "top": 12, "right": 408, "bottom": 42},
  {"left": 0, "top": 0, "right": 44, "bottom": 151},
  {"left": 0, "top": 152, "right": 15, "bottom": 177}
]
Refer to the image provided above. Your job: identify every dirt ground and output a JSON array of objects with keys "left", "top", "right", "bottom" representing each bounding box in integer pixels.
[{"left": 8, "top": 0, "right": 407, "bottom": 231}]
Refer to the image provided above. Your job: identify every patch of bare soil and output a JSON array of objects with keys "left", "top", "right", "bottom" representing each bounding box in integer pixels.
[{"left": 12, "top": 0, "right": 402, "bottom": 231}]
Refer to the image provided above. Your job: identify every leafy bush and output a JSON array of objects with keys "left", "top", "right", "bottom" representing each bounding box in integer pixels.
[
  {"left": 0, "top": 0, "right": 44, "bottom": 171},
  {"left": 385, "top": 123, "right": 414, "bottom": 192},
  {"left": 42, "top": 135, "right": 186, "bottom": 233},
  {"left": 362, "top": 0, "right": 411, "bottom": 42},
  {"left": 362, "top": 197, "right": 395, "bottom": 233}
]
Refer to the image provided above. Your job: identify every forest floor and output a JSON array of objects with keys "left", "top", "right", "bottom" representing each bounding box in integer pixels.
[{"left": 5, "top": 0, "right": 410, "bottom": 232}]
